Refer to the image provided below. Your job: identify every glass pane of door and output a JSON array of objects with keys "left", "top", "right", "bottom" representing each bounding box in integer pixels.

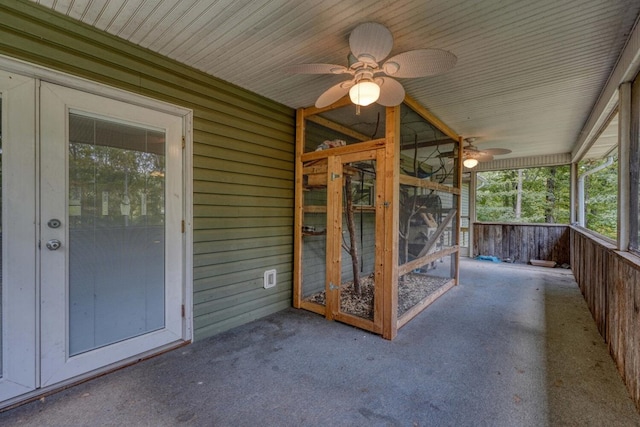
[{"left": 68, "top": 113, "right": 166, "bottom": 356}]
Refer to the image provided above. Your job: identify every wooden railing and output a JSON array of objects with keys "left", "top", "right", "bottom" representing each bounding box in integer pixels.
[
  {"left": 473, "top": 222, "right": 570, "bottom": 264},
  {"left": 570, "top": 227, "right": 640, "bottom": 412}
]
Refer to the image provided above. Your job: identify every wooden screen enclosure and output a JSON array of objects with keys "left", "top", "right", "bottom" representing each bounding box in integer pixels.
[{"left": 293, "top": 97, "right": 462, "bottom": 339}]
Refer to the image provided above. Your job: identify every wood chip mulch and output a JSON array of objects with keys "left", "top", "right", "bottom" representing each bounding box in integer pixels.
[{"left": 306, "top": 272, "right": 451, "bottom": 320}]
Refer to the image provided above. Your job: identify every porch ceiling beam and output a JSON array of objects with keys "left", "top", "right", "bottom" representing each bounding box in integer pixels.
[{"left": 475, "top": 153, "right": 572, "bottom": 171}]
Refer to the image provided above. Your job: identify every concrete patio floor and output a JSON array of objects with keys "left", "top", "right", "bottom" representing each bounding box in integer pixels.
[{"left": 1, "top": 259, "right": 639, "bottom": 426}]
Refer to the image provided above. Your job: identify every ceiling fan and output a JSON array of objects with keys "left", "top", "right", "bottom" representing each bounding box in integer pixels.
[
  {"left": 286, "top": 22, "right": 457, "bottom": 108},
  {"left": 440, "top": 137, "right": 512, "bottom": 168}
]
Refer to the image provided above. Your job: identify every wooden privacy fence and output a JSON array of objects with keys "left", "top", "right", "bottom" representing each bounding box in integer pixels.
[
  {"left": 571, "top": 228, "right": 640, "bottom": 412},
  {"left": 473, "top": 222, "right": 570, "bottom": 264}
]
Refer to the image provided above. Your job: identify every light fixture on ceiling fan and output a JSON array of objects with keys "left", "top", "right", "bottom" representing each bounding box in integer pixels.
[
  {"left": 349, "top": 70, "right": 380, "bottom": 106},
  {"left": 439, "top": 137, "right": 512, "bottom": 168},
  {"left": 286, "top": 22, "right": 457, "bottom": 109},
  {"left": 461, "top": 137, "right": 511, "bottom": 169},
  {"left": 463, "top": 158, "right": 479, "bottom": 168}
]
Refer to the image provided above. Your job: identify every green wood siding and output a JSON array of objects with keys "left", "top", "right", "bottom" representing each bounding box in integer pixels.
[{"left": 0, "top": 0, "right": 295, "bottom": 340}]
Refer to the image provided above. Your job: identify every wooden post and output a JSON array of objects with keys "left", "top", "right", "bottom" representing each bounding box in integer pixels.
[
  {"left": 382, "top": 105, "right": 400, "bottom": 340},
  {"left": 373, "top": 148, "right": 386, "bottom": 332},
  {"left": 326, "top": 155, "right": 342, "bottom": 320},
  {"left": 454, "top": 136, "right": 463, "bottom": 284},
  {"left": 293, "top": 108, "right": 305, "bottom": 308}
]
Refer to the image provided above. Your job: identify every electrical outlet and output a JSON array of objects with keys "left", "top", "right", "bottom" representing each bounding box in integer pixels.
[{"left": 263, "top": 269, "right": 277, "bottom": 289}]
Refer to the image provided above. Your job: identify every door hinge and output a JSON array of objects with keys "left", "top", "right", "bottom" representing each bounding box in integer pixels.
[
  {"left": 329, "top": 282, "right": 339, "bottom": 291},
  {"left": 181, "top": 304, "right": 185, "bottom": 318},
  {"left": 182, "top": 136, "right": 186, "bottom": 149},
  {"left": 181, "top": 220, "right": 185, "bottom": 233},
  {"left": 330, "top": 172, "right": 341, "bottom": 181}
]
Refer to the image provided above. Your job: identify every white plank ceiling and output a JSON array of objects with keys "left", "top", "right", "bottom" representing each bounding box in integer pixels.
[{"left": 30, "top": 0, "right": 640, "bottom": 161}]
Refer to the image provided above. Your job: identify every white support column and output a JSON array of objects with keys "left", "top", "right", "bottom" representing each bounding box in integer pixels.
[
  {"left": 570, "top": 162, "right": 578, "bottom": 225},
  {"left": 469, "top": 171, "right": 477, "bottom": 257},
  {"left": 618, "top": 82, "right": 632, "bottom": 251}
]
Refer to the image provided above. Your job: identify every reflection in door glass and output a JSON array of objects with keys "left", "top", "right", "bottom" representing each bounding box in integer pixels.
[{"left": 68, "top": 112, "right": 165, "bottom": 356}]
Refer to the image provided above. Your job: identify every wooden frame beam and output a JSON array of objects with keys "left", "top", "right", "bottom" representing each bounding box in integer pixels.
[
  {"left": 399, "top": 136, "right": 456, "bottom": 151},
  {"left": 398, "top": 246, "right": 460, "bottom": 277},
  {"left": 305, "top": 115, "right": 370, "bottom": 142},
  {"left": 301, "top": 96, "right": 352, "bottom": 117},
  {"left": 417, "top": 209, "right": 457, "bottom": 258},
  {"left": 399, "top": 174, "right": 461, "bottom": 195},
  {"left": 300, "top": 138, "right": 385, "bottom": 162},
  {"left": 397, "top": 279, "right": 456, "bottom": 328},
  {"left": 404, "top": 95, "right": 460, "bottom": 141}
]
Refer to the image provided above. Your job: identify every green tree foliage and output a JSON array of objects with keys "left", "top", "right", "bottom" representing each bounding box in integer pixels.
[
  {"left": 580, "top": 156, "right": 618, "bottom": 239},
  {"left": 476, "top": 166, "right": 570, "bottom": 224}
]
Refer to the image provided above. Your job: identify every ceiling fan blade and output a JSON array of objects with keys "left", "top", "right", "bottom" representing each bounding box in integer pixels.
[
  {"left": 285, "top": 63, "right": 350, "bottom": 74},
  {"left": 482, "top": 148, "right": 512, "bottom": 156},
  {"left": 315, "top": 80, "right": 351, "bottom": 108},
  {"left": 375, "top": 77, "right": 405, "bottom": 106},
  {"left": 383, "top": 49, "right": 457, "bottom": 78},
  {"left": 349, "top": 22, "right": 393, "bottom": 63},
  {"left": 475, "top": 152, "right": 494, "bottom": 162}
]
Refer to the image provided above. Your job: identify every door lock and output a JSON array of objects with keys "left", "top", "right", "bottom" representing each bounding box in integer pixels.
[
  {"left": 47, "top": 219, "right": 62, "bottom": 228},
  {"left": 46, "top": 239, "right": 62, "bottom": 250}
]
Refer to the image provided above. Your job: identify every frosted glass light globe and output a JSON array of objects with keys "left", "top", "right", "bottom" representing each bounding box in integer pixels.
[
  {"left": 463, "top": 158, "right": 479, "bottom": 168},
  {"left": 349, "top": 81, "right": 380, "bottom": 106}
]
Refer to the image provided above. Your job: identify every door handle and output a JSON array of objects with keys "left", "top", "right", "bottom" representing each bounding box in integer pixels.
[{"left": 46, "top": 239, "right": 62, "bottom": 250}]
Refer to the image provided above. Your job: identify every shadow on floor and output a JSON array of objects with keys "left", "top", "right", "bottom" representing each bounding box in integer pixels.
[{"left": 0, "top": 259, "right": 638, "bottom": 426}]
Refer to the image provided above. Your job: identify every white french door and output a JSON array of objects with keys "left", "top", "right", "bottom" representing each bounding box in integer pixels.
[
  {"left": 39, "top": 82, "right": 185, "bottom": 386},
  {"left": 1, "top": 68, "right": 188, "bottom": 404}
]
